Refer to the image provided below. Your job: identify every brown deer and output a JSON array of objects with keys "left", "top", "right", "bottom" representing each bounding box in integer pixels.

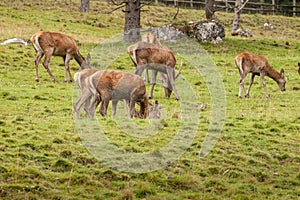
[
  {"left": 128, "top": 33, "right": 162, "bottom": 83},
  {"left": 74, "top": 69, "right": 149, "bottom": 119},
  {"left": 74, "top": 55, "right": 152, "bottom": 119},
  {"left": 129, "top": 41, "right": 182, "bottom": 100},
  {"left": 30, "top": 31, "right": 86, "bottom": 82},
  {"left": 235, "top": 52, "right": 286, "bottom": 98}
]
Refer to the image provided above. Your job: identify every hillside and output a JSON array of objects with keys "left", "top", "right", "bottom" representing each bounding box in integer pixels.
[{"left": 0, "top": 0, "right": 299, "bottom": 199}]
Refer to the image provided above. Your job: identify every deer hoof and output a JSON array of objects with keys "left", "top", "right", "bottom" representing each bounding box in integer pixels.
[
  {"left": 245, "top": 94, "right": 250, "bottom": 98},
  {"left": 35, "top": 79, "right": 39, "bottom": 82}
]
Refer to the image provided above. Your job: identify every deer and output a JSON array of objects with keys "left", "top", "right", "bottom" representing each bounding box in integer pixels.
[
  {"left": 1, "top": 31, "right": 86, "bottom": 82},
  {"left": 74, "top": 55, "right": 160, "bottom": 119},
  {"left": 30, "top": 31, "right": 87, "bottom": 82},
  {"left": 235, "top": 52, "right": 286, "bottom": 98},
  {"left": 128, "top": 32, "right": 162, "bottom": 83},
  {"left": 128, "top": 40, "right": 182, "bottom": 100}
]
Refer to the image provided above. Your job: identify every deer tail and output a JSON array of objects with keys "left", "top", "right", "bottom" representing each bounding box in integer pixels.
[
  {"left": 235, "top": 56, "right": 244, "bottom": 74},
  {"left": 74, "top": 72, "right": 82, "bottom": 88}
]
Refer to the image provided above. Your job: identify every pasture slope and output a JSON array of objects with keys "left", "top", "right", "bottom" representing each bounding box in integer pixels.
[{"left": 0, "top": 0, "right": 299, "bottom": 199}]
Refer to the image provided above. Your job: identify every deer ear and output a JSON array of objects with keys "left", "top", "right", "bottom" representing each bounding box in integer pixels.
[
  {"left": 280, "top": 68, "right": 284, "bottom": 77},
  {"left": 86, "top": 53, "right": 91, "bottom": 64}
]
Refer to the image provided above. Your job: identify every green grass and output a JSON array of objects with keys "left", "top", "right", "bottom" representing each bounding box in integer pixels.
[{"left": 0, "top": 0, "right": 300, "bottom": 199}]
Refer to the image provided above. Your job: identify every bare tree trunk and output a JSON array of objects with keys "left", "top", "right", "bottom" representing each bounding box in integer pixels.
[
  {"left": 293, "top": 0, "right": 296, "bottom": 16},
  {"left": 205, "top": 0, "right": 215, "bottom": 20},
  {"left": 123, "top": 0, "right": 141, "bottom": 42},
  {"left": 80, "top": 0, "right": 90, "bottom": 12},
  {"left": 272, "top": 0, "right": 275, "bottom": 15},
  {"left": 231, "top": 0, "right": 242, "bottom": 35}
]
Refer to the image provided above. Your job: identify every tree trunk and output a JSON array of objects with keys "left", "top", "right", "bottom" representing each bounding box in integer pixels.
[
  {"left": 205, "top": 0, "right": 215, "bottom": 20},
  {"left": 231, "top": 0, "right": 242, "bottom": 35},
  {"left": 123, "top": 0, "right": 141, "bottom": 42},
  {"left": 293, "top": 0, "right": 296, "bottom": 16},
  {"left": 80, "top": 0, "right": 90, "bottom": 12}
]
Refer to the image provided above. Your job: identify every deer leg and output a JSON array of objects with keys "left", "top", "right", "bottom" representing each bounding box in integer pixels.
[
  {"left": 87, "top": 94, "right": 101, "bottom": 118},
  {"left": 43, "top": 50, "right": 56, "bottom": 82},
  {"left": 144, "top": 69, "right": 150, "bottom": 83},
  {"left": 64, "top": 54, "right": 73, "bottom": 82},
  {"left": 111, "top": 100, "right": 118, "bottom": 117},
  {"left": 239, "top": 74, "right": 246, "bottom": 98},
  {"left": 166, "top": 68, "right": 180, "bottom": 100},
  {"left": 149, "top": 70, "right": 158, "bottom": 99},
  {"left": 245, "top": 73, "right": 255, "bottom": 98},
  {"left": 260, "top": 73, "right": 269, "bottom": 98},
  {"left": 129, "top": 98, "right": 136, "bottom": 118},
  {"left": 99, "top": 98, "right": 110, "bottom": 117},
  {"left": 135, "top": 65, "right": 145, "bottom": 76},
  {"left": 74, "top": 90, "right": 92, "bottom": 119},
  {"left": 34, "top": 52, "right": 44, "bottom": 82},
  {"left": 123, "top": 100, "right": 131, "bottom": 117}
]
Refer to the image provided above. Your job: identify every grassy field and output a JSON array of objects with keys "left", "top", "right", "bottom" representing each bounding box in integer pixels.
[{"left": 0, "top": 0, "right": 300, "bottom": 199}]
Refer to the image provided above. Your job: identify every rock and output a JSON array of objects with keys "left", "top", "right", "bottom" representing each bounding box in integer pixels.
[
  {"left": 233, "top": 29, "right": 253, "bottom": 37},
  {"left": 195, "top": 21, "right": 225, "bottom": 42},
  {"left": 151, "top": 25, "right": 185, "bottom": 42},
  {"left": 264, "top": 23, "right": 277, "bottom": 30},
  {"left": 170, "top": 20, "right": 225, "bottom": 43}
]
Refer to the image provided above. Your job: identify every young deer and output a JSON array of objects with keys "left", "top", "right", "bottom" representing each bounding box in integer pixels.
[
  {"left": 235, "top": 52, "right": 286, "bottom": 98},
  {"left": 30, "top": 31, "right": 86, "bottom": 82}
]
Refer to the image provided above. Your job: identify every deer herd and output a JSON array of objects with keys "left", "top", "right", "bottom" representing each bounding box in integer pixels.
[{"left": 3, "top": 30, "right": 296, "bottom": 119}]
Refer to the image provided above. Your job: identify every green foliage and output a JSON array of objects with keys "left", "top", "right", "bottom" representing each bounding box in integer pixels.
[{"left": 0, "top": 0, "right": 299, "bottom": 199}]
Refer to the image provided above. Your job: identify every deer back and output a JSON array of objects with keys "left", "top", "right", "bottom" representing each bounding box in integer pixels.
[
  {"left": 30, "top": 31, "right": 78, "bottom": 56},
  {"left": 95, "top": 70, "right": 146, "bottom": 100},
  {"left": 135, "top": 42, "right": 176, "bottom": 68}
]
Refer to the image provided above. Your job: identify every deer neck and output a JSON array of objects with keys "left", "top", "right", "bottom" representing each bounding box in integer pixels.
[
  {"left": 74, "top": 51, "right": 85, "bottom": 66},
  {"left": 266, "top": 64, "right": 281, "bottom": 82}
]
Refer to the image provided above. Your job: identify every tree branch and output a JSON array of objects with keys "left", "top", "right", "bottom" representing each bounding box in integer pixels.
[
  {"left": 106, "top": 4, "right": 126, "bottom": 14},
  {"left": 235, "top": 0, "right": 250, "bottom": 13},
  {"left": 172, "top": 5, "right": 180, "bottom": 20},
  {"left": 110, "top": 0, "right": 126, "bottom": 6}
]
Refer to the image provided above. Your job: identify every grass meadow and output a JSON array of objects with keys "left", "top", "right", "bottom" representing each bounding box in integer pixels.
[{"left": 0, "top": 0, "right": 299, "bottom": 199}]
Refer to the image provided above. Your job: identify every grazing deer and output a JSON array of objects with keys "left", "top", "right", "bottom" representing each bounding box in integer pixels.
[
  {"left": 128, "top": 33, "right": 162, "bottom": 83},
  {"left": 1, "top": 32, "right": 87, "bottom": 82},
  {"left": 74, "top": 55, "right": 159, "bottom": 119},
  {"left": 235, "top": 52, "right": 286, "bottom": 98},
  {"left": 30, "top": 31, "right": 86, "bottom": 82},
  {"left": 129, "top": 41, "right": 182, "bottom": 100},
  {"left": 74, "top": 69, "right": 149, "bottom": 118}
]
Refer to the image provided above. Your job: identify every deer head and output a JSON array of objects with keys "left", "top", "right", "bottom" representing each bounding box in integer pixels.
[
  {"left": 160, "top": 60, "right": 183, "bottom": 98},
  {"left": 277, "top": 68, "right": 286, "bottom": 91},
  {"left": 80, "top": 53, "right": 91, "bottom": 70},
  {"left": 149, "top": 100, "right": 163, "bottom": 119}
]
